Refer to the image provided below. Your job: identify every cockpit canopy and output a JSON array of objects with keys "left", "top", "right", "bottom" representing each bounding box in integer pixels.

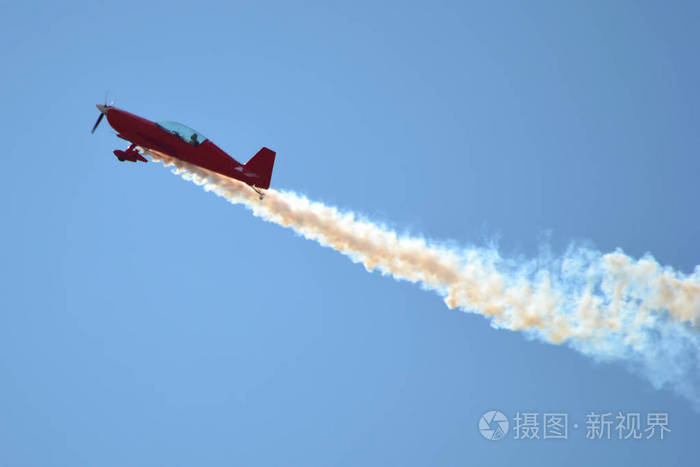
[{"left": 157, "top": 121, "right": 207, "bottom": 146}]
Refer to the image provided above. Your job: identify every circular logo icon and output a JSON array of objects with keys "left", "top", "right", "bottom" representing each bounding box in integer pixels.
[{"left": 479, "top": 410, "right": 509, "bottom": 440}]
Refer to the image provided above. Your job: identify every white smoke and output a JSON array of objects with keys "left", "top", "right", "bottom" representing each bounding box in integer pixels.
[{"left": 145, "top": 149, "right": 700, "bottom": 408}]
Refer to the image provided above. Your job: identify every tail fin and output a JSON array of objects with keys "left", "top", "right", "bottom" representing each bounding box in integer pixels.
[{"left": 244, "top": 147, "right": 276, "bottom": 189}]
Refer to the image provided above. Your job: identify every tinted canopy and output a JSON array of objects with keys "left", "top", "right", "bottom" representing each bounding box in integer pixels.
[{"left": 157, "top": 121, "right": 207, "bottom": 146}]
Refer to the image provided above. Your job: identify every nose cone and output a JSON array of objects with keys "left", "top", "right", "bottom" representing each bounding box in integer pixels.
[{"left": 96, "top": 104, "right": 108, "bottom": 114}]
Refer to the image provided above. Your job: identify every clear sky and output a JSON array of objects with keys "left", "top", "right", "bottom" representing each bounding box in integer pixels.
[{"left": 2, "top": 1, "right": 699, "bottom": 465}]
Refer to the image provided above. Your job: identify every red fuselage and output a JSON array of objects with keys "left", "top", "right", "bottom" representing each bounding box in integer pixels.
[{"left": 101, "top": 106, "right": 275, "bottom": 189}]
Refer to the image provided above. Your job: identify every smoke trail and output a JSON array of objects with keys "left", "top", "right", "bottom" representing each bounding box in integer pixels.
[{"left": 145, "top": 149, "right": 700, "bottom": 408}]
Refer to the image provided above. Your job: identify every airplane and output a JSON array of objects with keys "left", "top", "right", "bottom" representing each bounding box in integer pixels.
[{"left": 91, "top": 104, "right": 275, "bottom": 199}]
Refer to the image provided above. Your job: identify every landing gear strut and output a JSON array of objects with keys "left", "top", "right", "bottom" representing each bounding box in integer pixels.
[{"left": 251, "top": 186, "right": 265, "bottom": 200}]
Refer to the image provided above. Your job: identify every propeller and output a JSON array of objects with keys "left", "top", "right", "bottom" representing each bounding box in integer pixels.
[
  {"left": 91, "top": 112, "right": 104, "bottom": 134},
  {"left": 91, "top": 92, "right": 114, "bottom": 134}
]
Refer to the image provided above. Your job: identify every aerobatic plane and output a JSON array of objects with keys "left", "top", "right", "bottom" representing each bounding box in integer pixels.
[{"left": 91, "top": 104, "right": 275, "bottom": 199}]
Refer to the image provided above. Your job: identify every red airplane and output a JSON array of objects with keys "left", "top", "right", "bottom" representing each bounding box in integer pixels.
[{"left": 91, "top": 104, "right": 275, "bottom": 199}]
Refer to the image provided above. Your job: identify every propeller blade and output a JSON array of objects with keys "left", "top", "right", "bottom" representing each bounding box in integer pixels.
[{"left": 91, "top": 113, "right": 104, "bottom": 134}]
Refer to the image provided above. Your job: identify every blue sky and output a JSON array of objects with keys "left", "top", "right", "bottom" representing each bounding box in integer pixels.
[{"left": 2, "top": 1, "right": 699, "bottom": 465}]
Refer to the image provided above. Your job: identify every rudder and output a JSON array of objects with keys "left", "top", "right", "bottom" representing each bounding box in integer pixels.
[{"left": 244, "top": 147, "right": 276, "bottom": 189}]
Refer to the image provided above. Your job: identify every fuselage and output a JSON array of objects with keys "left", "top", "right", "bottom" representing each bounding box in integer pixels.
[{"left": 102, "top": 106, "right": 266, "bottom": 187}]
